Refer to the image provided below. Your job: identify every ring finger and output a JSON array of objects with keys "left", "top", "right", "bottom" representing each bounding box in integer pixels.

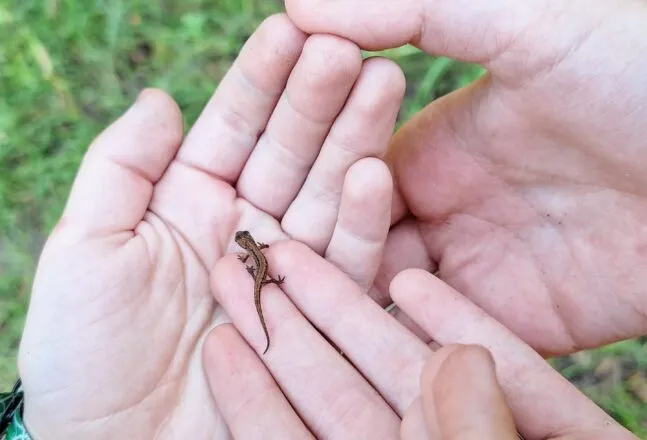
[{"left": 281, "top": 57, "right": 405, "bottom": 254}]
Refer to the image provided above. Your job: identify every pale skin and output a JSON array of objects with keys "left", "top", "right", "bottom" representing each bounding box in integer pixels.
[
  {"left": 14, "top": 3, "right": 647, "bottom": 440},
  {"left": 285, "top": 0, "right": 647, "bottom": 357},
  {"left": 202, "top": 243, "right": 636, "bottom": 439},
  {"left": 17, "top": 14, "right": 403, "bottom": 439}
]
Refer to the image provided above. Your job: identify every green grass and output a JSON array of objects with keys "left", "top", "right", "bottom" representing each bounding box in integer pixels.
[
  {"left": 1, "top": 0, "right": 645, "bottom": 437},
  {"left": 551, "top": 338, "right": 647, "bottom": 437}
]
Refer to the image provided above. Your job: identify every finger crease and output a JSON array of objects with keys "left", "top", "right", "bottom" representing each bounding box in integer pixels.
[
  {"left": 262, "top": 131, "right": 314, "bottom": 171},
  {"left": 284, "top": 89, "right": 339, "bottom": 126}
]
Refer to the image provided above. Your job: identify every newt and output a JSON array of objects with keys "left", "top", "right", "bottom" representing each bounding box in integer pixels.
[{"left": 234, "top": 230, "right": 285, "bottom": 354}]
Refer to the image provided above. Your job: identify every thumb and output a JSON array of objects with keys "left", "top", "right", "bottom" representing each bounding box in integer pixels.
[
  {"left": 421, "top": 344, "right": 518, "bottom": 440},
  {"left": 285, "top": 0, "right": 623, "bottom": 77}
]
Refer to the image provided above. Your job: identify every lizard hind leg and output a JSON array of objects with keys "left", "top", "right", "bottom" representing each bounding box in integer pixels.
[
  {"left": 263, "top": 274, "right": 285, "bottom": 286},
  {"left": 246, "top": 265, "right": 256, "bottom": 278}
]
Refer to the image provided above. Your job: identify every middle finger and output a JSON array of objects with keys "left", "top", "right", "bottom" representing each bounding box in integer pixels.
[{"left": 236, "top": 35, "right": 362, "bottom": 218}]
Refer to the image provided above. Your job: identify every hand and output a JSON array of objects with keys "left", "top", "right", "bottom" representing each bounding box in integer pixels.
[
  {"left": 285, "top": 0, "right": 647, "bottom": 356},
  {"left": 17, "top": 14, "right": 404, "bottom": 439},
  {"left": 402, "top": 344, "right": 519, "bottom": 439},
  {"left": 202, "top": 243, "right": 636, "bottom": 439}
]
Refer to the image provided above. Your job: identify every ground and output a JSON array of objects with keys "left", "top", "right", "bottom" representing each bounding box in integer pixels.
[{"left": 0, "top": 0, "right": 645, "bottom": 436}]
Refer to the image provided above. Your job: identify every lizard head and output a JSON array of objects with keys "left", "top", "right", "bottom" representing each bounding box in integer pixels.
[{"left": 234, "top": 230, "right": 253, "bottom": 247}]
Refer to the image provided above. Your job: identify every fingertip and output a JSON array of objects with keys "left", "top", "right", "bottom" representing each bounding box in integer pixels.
[
  {"left": 324, "top": 158, "right": 393, "bottom": 290},
  {"left": 344, "top": 157, "right": 393, "bottom": 217},
  {"left": 259, "top": 12, "right": 308, "bottom": 39},
  {"left": 136, "top": 87, "right": 182, "bottom": 116},
  {"left": 448, "top": 344, "right": 498, "bottom": 374},
  {"left": 347, "top": 156, "right": 393, "bottom": 182},
  {"left": 436, "top": 344, "right": 505, "bottom": 406},
  {"left": 254, "top": 13, "right": 309, "bottom": 63},
  {"left": 59, "top": 86, "right": 186, "bottom": 238},
  {"left": 390, "top": 267, "right": 435, "bottom": 302},
  {"left": 284, "top": 0, "right": 327, "bottom": 35},
  {"left": 231, "top": 12, "right": 309, "bottom": 103},
  {"left": 338, "top": 157, "right": 392, "bottom": 248},
  {"left": 132, "top": 87, "right": 185, "bottom": 145},
  {"left": 300, "top": 34, "right": 363, "bottom": 85},
  {"left": 91, "top": 86, "right": 185, "bottom": 174},
  {"left": 360, "top": 57, "right": 407, "bottom": 107},
  {"left": 329, "top": 57, "right": 404, "bottom": 159},
  {"left": 429, "top": 344, "right": 497, "bottom": 391}
]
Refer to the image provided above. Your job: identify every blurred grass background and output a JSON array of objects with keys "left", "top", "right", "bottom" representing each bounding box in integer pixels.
[{"left": 0, "top": 0, "right": 645, "bottom": 436}]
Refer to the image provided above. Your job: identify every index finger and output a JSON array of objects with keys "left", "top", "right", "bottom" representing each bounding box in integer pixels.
[
  {"left": 391, "top": 269, "right": 637, "bottom": 440},
  {"left": 285, "top": 0, "right": 621, "bottom": 77}
]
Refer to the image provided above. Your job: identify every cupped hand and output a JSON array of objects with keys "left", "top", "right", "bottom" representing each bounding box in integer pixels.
[
  {"left": 17, "top": 14, "right": 403, "bottom": 439},
  {"left": 203, "top": 242, "right": 636, "bottom": 439},
  {"left": 285, "top": 0, "right": 647, "bottom": 355}
]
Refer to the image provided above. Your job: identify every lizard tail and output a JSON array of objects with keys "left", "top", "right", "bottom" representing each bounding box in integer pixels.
[
  {"left": 262, "top": 325, "right": 270, "bottom": 355},
  {"left": 256, "top": 287, "right": 270, "bottom": 355}
]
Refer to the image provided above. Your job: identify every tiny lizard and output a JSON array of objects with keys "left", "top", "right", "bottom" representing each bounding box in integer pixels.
[{"left": 234, "top": 230, "right": 285, "bottom": 354}]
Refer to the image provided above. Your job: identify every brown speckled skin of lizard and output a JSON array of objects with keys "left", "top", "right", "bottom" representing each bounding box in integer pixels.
[{"left": 234, "top": 231, "right": 285, "bottom": 354}]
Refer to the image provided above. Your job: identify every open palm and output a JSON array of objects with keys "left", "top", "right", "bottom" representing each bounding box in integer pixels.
[
  {"left": 287, "top": 0, "right": 647, "bottom": 356},
  {"left": 17, "top": 15, "right": 402, "bottom": 439}
]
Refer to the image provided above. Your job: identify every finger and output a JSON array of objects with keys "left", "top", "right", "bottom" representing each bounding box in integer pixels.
[
  {"left": 176, "top": 14, "right": 307, "bottom": 182},
  {"left": 422, "top": 344, "right": 517, "bottom": 440},
  {"left": 371, "top": 218, "right": 435, "bottom": 307},
  {"left": 210, "top": 253, "right": 401, "bottom": 438},
  {"left": 285, "top": 0, "right": 615, "bottom": 79},
  {"left": 388, "top": 304, "right": 430, "bottom": 344},
  {"left": 265, "top": 241, "right": 430, "bottom": 416},
  {"left": 281, "top": 57, "right": 404, "bottom": 251},
  {"left": 237, "top": 35, "right": 363, "bottom": 218},
  {"left": 146, "top": 15, "right": 305, "bottom": 268},
  {"left": 58, "top": 89, "right": 183, "bottom": 240},
  {"left": 202, "top": 324, "right": 315, "bottom": 440},
  {"left": 369, "top": 218, "right": 435, "bottom": 344},
  {"left": 401, "top": 398, "right": 432, "bottom": 440},
  {"left": 324, "top": 158, "right": 392, "bottom": 292},
  {"left": 390, "top": 269, "right": 635, "bottom": 440}
]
